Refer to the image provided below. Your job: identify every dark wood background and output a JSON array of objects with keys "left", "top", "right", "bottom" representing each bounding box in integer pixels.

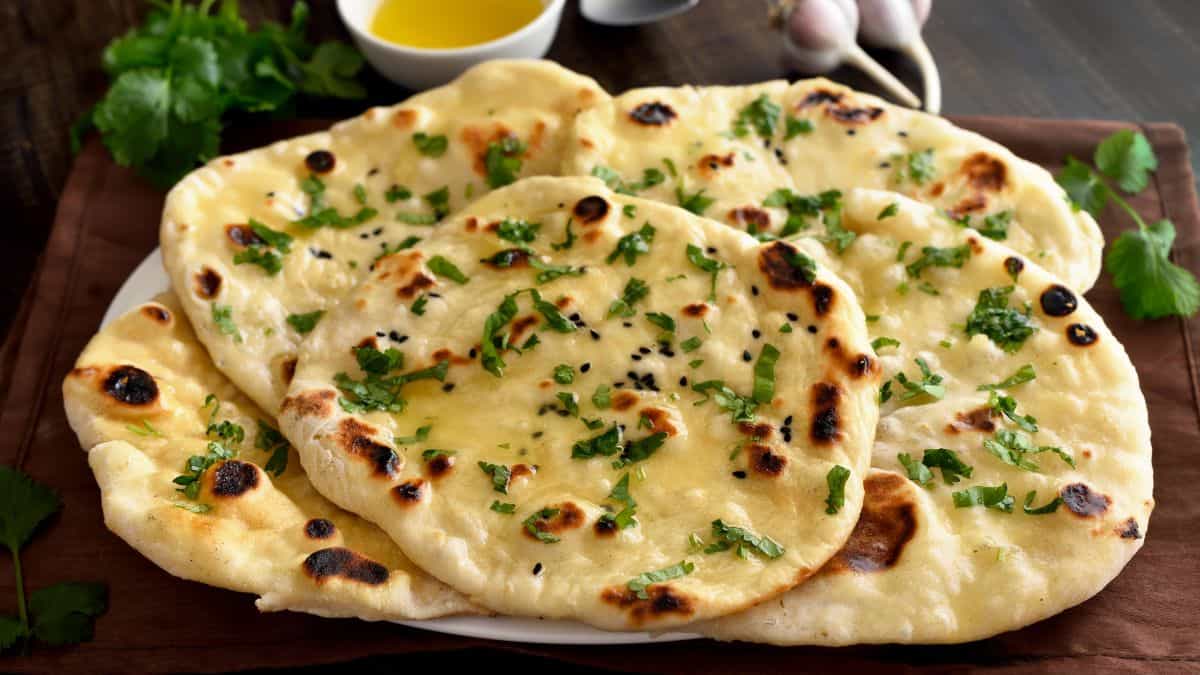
[
  {"left": 5, "top": 0, "right": 1200, "bottom": 340},
  {"left": 2, "top": 1, "right": 1199, "bottom": 671}
]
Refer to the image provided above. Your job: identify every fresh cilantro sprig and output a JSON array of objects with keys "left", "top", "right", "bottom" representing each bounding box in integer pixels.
[
  {"left": 1056, "top": 129, "right": 1200, "bottom": 319},
  {"left": 704, "top": 519, "right": 785, "bottom": 560},
  {"left": 334, "top": 346, "right": 449, "bottom": 413},
  {"left": 626, "top": 560, "right": 693, "bottom": 599},
  {"left": 0, "top": 466, "right": 107, "bottom": 652},
  {"left": 78, "top": 1, "right": 365, "bottom": 187}
]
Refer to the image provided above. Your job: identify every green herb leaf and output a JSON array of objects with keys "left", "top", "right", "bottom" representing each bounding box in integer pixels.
[
  {"left": 752, "top": 344, "right": 780, "bottom": 404},
  {"left": 385, "top": 184, "right": 412, "bottom": 202},
  {"left": 645, "top": 312, "right": 676, "bottom": 334},
  {"left": 897, "top": 452, "right": 933, "bottom": 486},
  {"left": 572, "top": 424, "right": 623, "bottom": 459},
  {"left": 680, "top": 336, "right": 703, "bottom": 352},
  {"left": 685, "top": 244, "right": 728, "bottom": 301},
  {"left": 627, "top": 560, "right": 693, "bottom": 599},
  {"left": 522, "top": 507, "right": 562, "bottom": 543},
  {"left": 973, "top": 210, "right": 1013, "bottom": 241},
  {"left": 529, "top": 258, "right": 585, "bottom": 285},
  {"left": 608, "top": 277, "right": 650, "bottom": 318},
  {"left": 211, "top": 303, "right": 242, "bottom": 343},
  {"left": 1095, "top": 129, "right": 1158, "bottom": 194},
  {"left": 731, "top": 94, "right": 781, "bottom": 139},
  {"left": 1106, "top": 219, "right": 1200, "bottom": 319},
  {"left": 784, "top": 116, "right": 813, "bottom": 140},
  {"left": 600, "top": 473, "right": 639, "bottom": 530},
  {"left": 705, "top": 519, "right": 784, "bottom": 559},
  {"left": 676, "top": 185, "right": 715, "bottom": 215},
  {"left": 692, "top": 380, "right": 757, "bottom": 423},
  {"left": 480, "top": 292, "right": 519, "bottom": 377},
  {"left": 952, "top": 483, "right": 1015, "bottom": 513},
  {"left": 28, "top": 582, "right": 107, "bottom": 647},
  {"left": 398, "top": 426, "right": 433, "bottom": 445},
  {"left": 0, "top": 466, "right": 62, "bottom": 553},
  {"left": 125, "top": 420, "right": 162, "bottom": 437},
  {"left": 484, "top": 137, "right": 526, "bottom": 188},
  {"left": 824, "top": 465, "right": 850, "bottom": 514},
  {"left": 591, "top": 385, "right": 612, "bottom": 409},
  {"left": 964, "top": 286, "right": 1037, "bottom": 353},
  {"left": 255, "top": 420, "right": 289, "bottom": 477},
  {"left": 921, "top": 448, "right": 974, "bottom": 485},
  {"left": 1022, "top": 491, "right": 1063, "bottom": 515},
  {"left": 892, "top": 358, "right": 945, "bottom": 402},
  {"left": 428, "top": 255, "right": 469, "bottom": 284},
  {"left": 478, "top": 461, "right": 512, "bottom": 494},
  {"left": 607, "top": 224, "right": 656, "bottom": 266},
  {"left": 612, "top": 432, "right": 668, "bottom": 468},
  {"left": 490, "top": 500, "right": 516, "bottom": 514},
  {"left": 1057, "top": 156, "right": 1111, "bottom": 217},
  {"left": 978, "top": 364, "right": 1036, "bottom": 391},
  {"left": 286, "top": 310, "right": 325, "bottom": 334},
  {"left": 877, "top": 203, "right": 899, "bottom": 220},
  {"left": 871, "top": 337, "right": 900, "bottom": 352},
  {"left": 551, "top": 219, "right": 576, "bottom": 251},
  {"left": 553, "top": 364, "right": 575, "bottom": 384},
  {"left": 412, "top": 132, "right": 448, "bottom": 157},
  {"left": 906, "top": 245, "right": 970, "bottom": 278},
  {"left": 893, "top": 148, "right": 936, "bottom": 185},
  {"left": 496, "top": 218, "right": 540, "bottom": 243},
  {"left": 987, "top": 391, "right": 1039, "bottom": 433}
]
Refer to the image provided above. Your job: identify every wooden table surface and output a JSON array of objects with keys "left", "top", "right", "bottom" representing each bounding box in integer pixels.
[{"left": 2, "top": 1, "right": 1199, "bottom": 672}]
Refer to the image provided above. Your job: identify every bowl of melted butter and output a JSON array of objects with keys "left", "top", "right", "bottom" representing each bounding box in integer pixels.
[{"left": 338, "top": 0, "right": 566, "bottom": 90}]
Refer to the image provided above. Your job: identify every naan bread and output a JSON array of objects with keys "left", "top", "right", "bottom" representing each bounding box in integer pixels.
[
  {"left": 563, "top": 78, "right": 1102, "bottom": 291},
  {"left": 162, "top": 60, "right": 608, "bottom": 413},
  {"left": 63, "top": 293, "right": 476, "bottom": 621},
  {"left": 700, "top": 190, "right": 1152, "bottom": 644},
  {"left": 279, "top": 176, "right": 881, "bottom": 630}
]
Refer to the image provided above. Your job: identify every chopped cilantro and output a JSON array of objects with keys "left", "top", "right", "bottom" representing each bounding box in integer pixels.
[
  {"left": 412, "top": 132, "right": 447, "bottom": 157},
  {"left": 952, "top": 483, "right": 1015, "bottom": 513},
  {"left": 645, "top": 312, "right": 676, "bottom": 334},
  {"left": 983, "top": 429, "right": 1074, "bottom": 472},
  {"left": 385, "top": 184, "right": 412, "bottom": 202},
  {"left": 411, "top": 294, "right": 428, "bottom": 315},
  {"left": 478, "top": 461, "right": 512, "bottom": 494},
  {"left": 592, "top": 385, "right": 612, "bottom": 409},
  {"left": 1022, "top": 491, "right": 1063, "bottom": 515},
  {"left": 600, "top": 473, "right": 638, "bottom": 530},
  {"left": 607, "top": 224, "right": 656, "bottom": 266},
  {"left": 612, "top": 432, "right": 668, "bottom": 468},
  {"left": 256, "top": 420, "right": 289, "bottom": 477},
  {"left": 893, "top": 148, "right": 936, "bottom": 185},
  {"left": 964, "top": 286, "right": 1036, "bottom": 353},
  {"left": 211, "top": 303, "right": 242, "bottom": 342},
  {"left": 785, "top": 116, "right": 813, "bottom": 139},
  {"left": 824, "top": 465, "right": 851, "bottom": 514},
  {"left": 293, "top": 175, "right": 378, "bottom": 229},
  {"left": 732, "top": 94, "right": 781, "bottom": 139},
  {"left": 173, "top": 441, "right": 235, "bottom": 500},
  {"left": 921, "top": 448, "right": 974, "bottom": 485},
  {"left": 877, "top": 203, "right": 899, "bottom": 220},
  {"left": 572, "top": 424, "right": 623, "bottom": 459},
  {"left": 898, "top": 452, "right": 934, "bottom": 486},
  {"left": 490, "top": 501, "right": 516, "bottom": 514},
  {"left": 286, "top": 310, "right": 325, "bottom": 334},
  {"left": 987, "top": 391, "right": 1038, "bottom": 432},
  {"left": 553, "top": 364, "right": 574, "bottom": 384},
  {"left": 428, "top": 255, "right": 469, "bottom": 284},
  {"left": 906, "top": 245, "right": 970, "bottom": 278},
  {"left": 978, "top": 364, "right": 1037, "bottom": 391},
  {"left": 608, "top": 277, "right": 649, "bottom": 318},
  {"left": 551, "top": 218, "right": 576, "bottom": 251},
  {"left": 973, "top": 210, "right": 1013, "bottom": 240},
  {"left": 680, "top": 336, "right": 703, "bottom": 352},
  {"left": 692, "top": 380, "right": 757, "bottom": 423},
  {"left": 892, "top": 358, "right": 945, "bottom": 402},
  {"left": 496, "top": 218, "right": 540, "bottom": 243},
  {"left": 871, "top": 336, "right": 900, "bottom": 352},
  {"left": 484, "top": 137, "right": 525, "bottom": 188},
  {"left": 752, "top": 344, "right": 780, "bottom": 404},
  {"left": 556, "top": 392, "right": 579, "bottom": 417},
  {"left": 704, "top": 519, "right": 784, "bottom": 559},
  {"left": 334, "top": 347, "right": 448, "bottom": 413},
  {"left": 522, "top": 507, "right": 562, "bottom": 543},
  {"left": 685, "top": 244, "right": 728, "bottom": 301},
  {"left": 676, "top": 184, "right": 715, "bottom": 215},
  {"left": 627, "top": 560, "right": 693, "bottom": 599}
]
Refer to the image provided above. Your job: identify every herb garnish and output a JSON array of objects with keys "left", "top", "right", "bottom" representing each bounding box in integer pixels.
[
  {"left": 612, "top": 433, "right": 669, "bottom": 468},
  {"left": 211, "top": 303, "right": 242, "bottom": 342},
  {"left": 1022, "top": 491, "right": 1063, "bottom": 515},
  {"left": 286, "top": 310, "right": 324, "bottom": 334},
  {"left": 978, "top": 364, "right": 1036, "bottom": 391},
  {"left": 1056, "top": 129, "right": 1200, "bottom": 319},
  {"left": 824, "top": 465, "right": 851, "bottom": 514},
  {"left": 412, "top": 132, "right": 447, "bottom": 157},
  {"left": 987, "top": 392, "right": 1038, "bottom": 433},
  {"left": 496, "top": 218, "right": 540, "bottom": 243},
  {"left": 627, "top": 561, "right": 693, "bottom": 599},
  {"left": 0, "top": 467, "right": 107, "bottom": 652},
  {"left": 752, "top": 344, "right": 780, "bottom": 404},
  {"left": 385, "top": 184, "right": 412, "bottom": 203},
  {"left": 553, "top": 364, "right": 574, "bottom": 384},
  {"left": 704, "top": 519, "right": 785, "bottom": 559},
  {"left": 685, "top": 244, "right": 728, "bottom": 301},
  {"left": 607, "top": 224, "right": 656, "bottom": 266},
  {"left": 232, "top": 219, "right": 293, "bottom": 275},
  {"left": 590, "top": 166, "right": 666, "bottom": 195},
  {"left": 428, "top": 255, "right": 469, "bottom": 284},
  {"left": 478, "top": 462, "right": 512, "bottom": 494},
  {"left": 334, "top": 346, "right": 449, "bottom": 413},
  {"left": 877, "top": 203, "right": 899, "bottom": 220},
  {"left": 731, "top": 94, "right": 781, "bottom": 139},
  {"left": 919, "top": 448, "right": 974, "bottom": 485},
  {"left": 490, "top": 501, "right": 516, "bottom": 514},
  {"left": 599, "top": 474, "right": 638, "bottom": 530},
  {"left": 890, "top": 358, "right": 945, "bottom": 402},
  {"left": 256, "top": 420, "right": 289, "bottom": 477},
  {"left": 871, "top": 337, "right": 900, "bottom": 351},
  {"left": 892, "top": 148, "right": 936, "bottom": 185},
  {"left": 551, "top": 219, "right": 576, "bottom": 251},
  {"left": 572, "top": 424, "right": 623, "bottom": 459},
  {"left": 173, "top": 441, "right": 236, "bottom": 500},
  {"left": 294, "top": 175, "right": 378, "bottom": 228},
  {"left": 952, "top": 483, "right": 1015, "bottom": 512},
  {"left": 676, "top": 184, "right": 715, "bottom": 215},
  {"left": 608, "top": 277, "right": 649, "bottom": 318},
  {"left": 522, "top": 507, "right": 561, "bottom": 543},
  {"left": 592, "top": 385, "right": 612, "bottom": 409},
  {"left": 905, "top": 244, "right": 970, "bottom": 278},
  {"left": 692, "top": 380, "right": 757, "bottom": 423},
  {"left": 964, "top": 286, "right": 1036, "bottom": 353},
  {"left": 983, "top": 429, "right": 1074, "bottom": 472},
  {"left": 484, "top": 137, "right": 526, "bottom": 188},
  {"left": 785, "top": 116, "right": 813, "bottom": 139},
  {"left": 897, "top": 452, "right": 934, "bottom": 486},
  {"left": 762, "top": 188, "right": 841, "bottom": 238}
]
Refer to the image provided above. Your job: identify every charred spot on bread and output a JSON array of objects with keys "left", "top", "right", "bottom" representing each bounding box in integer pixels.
[
  {"left": 336, "top": 418, "right": 399, "bottom": 478},
  {"left": 194, "top": 267, "right": 222, "bottom": 299},
  {"left": 810, "top": 382, "right": 841, "bottom": 444},
  {"left": 1005, "top": 256, "right": 1025, "bottom": 279},
  {"left": 628, "top": 101, "right": 677, "bottom": 126},
  {"left": 103, "top": 365, "right": 159, "bottom": 405},
  {"left": 280, "top": 389, "right": 335, "bottom": 418},
  {"left": 827, "top": 105, "right": 884, "bottom": 124},
  {"left": 749, "top": 444, "right": 787, "bottom": 476},
  {"left": 225, "top": 224, "right": 264, "bottom": 247},
  {"left": 811, "top": 284, "right": 834, "bottom": 316},
  {"left": 392, "top": 479, "right": 425, "bottom": 505},
  {"left": 211, "top": 460, "right": 259, "bottom": 497},
  {"left": 1060, "top": 483, "right": 1110, "bottom": 517},
  {"left": 825, "top": 472, "right": 917, "bottom": 573},
  {"left": 600, "top": 585, "right": 696, "bottom": 625},
  {"left": 728, "top": 207, "right": 771, "bottom": 230},
  {"left": 1066, "top": 323, "right": 1098, "bottom": 346},
  {"left": 482, "top": 248, "right": 531, "bottom": 269},
  {"left": 304, "top": 150, "right": 336, "bottom": 174},
  {"left": 573, "top": 195, "right": 610, "bottom": 224},
  {"left": 961, "top": 152, "right": 1008, "bottom": 192},
  {"left": 948, "top": 406, "right": 997, "bottom": 433},
  {"left": 304, "top": 518, "right": 336, "bottom": 539},
  {"left": 303, "top": 547, "right": 389, "bottom": 586},
  {"left": 397, "top": 273, "right": 436, "bottom": 299},
  {"left": 426, "top": 454, "right": 455, "bottom": 478},
  {"left": 759, "top": 241, "right": 816, "bottom": 290},
  {"left": 1040, "top": 284, "right": 1078, "bottom": 317},
  {"left": 140, "top": 304, "right": 171, "bottom": 324},
  {"left": 1117, "top": 518, "right": 1142, "bottom": 539},
  {"left": 799, "top": 89, "right": 844, "bottom": 107},
  {"left": 521, "top": 502, "right": 584, "bottom": 540}
]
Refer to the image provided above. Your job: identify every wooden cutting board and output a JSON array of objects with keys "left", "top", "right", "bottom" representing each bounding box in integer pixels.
[{"left": 2, "top": 117, "right": 1197, "bottom": 674}]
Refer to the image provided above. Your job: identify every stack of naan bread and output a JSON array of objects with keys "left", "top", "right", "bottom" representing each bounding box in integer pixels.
[{"left": 64, "top": 61, "right": 1152, "bottom": 644}]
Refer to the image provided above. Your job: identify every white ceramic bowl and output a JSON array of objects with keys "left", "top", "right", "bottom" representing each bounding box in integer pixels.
[{"left": 337, "top": 0, "right": 566, "bottom": 90}]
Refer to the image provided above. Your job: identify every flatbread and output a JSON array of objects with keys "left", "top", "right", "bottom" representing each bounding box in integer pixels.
[
  {"left": 63, "top": 293, "right": 477, "bottom": 621},
  {"left": 162, "top": 60, "right": 608, "bottom": 413},
  {"left": 563, "top": 78, "right": 1103, "bottom": 291},
  {"left": 699, "top": 189, "right": 1152, "bottom": 644},
  {"left": 279, "top": 176, "right": 881, "bottom": 631}
]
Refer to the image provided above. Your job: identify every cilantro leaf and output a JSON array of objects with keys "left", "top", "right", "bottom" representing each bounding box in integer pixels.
[
  {"left": 613, "top": 432, "right": 668, "bottom": 468},
  {"left": 255, "top": 420, "right": 289, "bottom": 478},
  {"left": 685, "top": 244, "right": 728, "bottom": 301},
  {"left": 752, "top": 344, "right": 780, "bottom": 404},
  {"left": 692, "top": 380, "right": 758, "bottom": 423},
  {"left": 572, "top": 424, "right": 623, "bottom": 459},
  {"left": 1022, "top": 490, "right": 1063, "bottom": 515},
  {"left": 495, "top": 218, "right": 540, "bottom": 244},
  {"left": 0, "top": 615, "right": 22, "bottom": 651},
  {"left": 484, "top": 137, "right": 525, "bottom": 188},
  {"left": 978, "top": 364, "right": 1036, "bottom": 391},
  {"left": 0, "top": 466, "right": 61, "bottom": 553},
  {"left": 731, "top": 94, "right": 781, "bottom": 139},
  {"left": 1106, "top": 219, "right": 1200, "bottom": 319},
  {"left": 297, "top": 42, "right": 367, "bottom": 99},
  {"left": 676, "top": 184, "right": 715, "bottom": 215},
  {"left": 286, "top": 310, "right": 325, "bottom": 334},
  {"left": 891, "top": 358, "right": 945, "bottom": 402},
  {"left": 705, "top": 519, "right": 784, "bottom": 559},
  {"left": 522, "top": 507, "right": 562, "bottom": 544},
  {"left": 906, "top": 245, "right": 970, "bottom": 278},
  {"left": 591, "top": 385, "right": 612, "bottom": 409},
  {"left": 478, "top": 462, "right": 512, "bottom": 494},
  {"left": 627, "top": 560, "right": 693, "bottom": 599},
  {"left": 490, "top": 501, "right": 516, "bottom": 514},
  {"left": 600, "top": 473, "right": 639, "bottom": 531},
  {"left": 871, "top": 336, "right": 900, "bottom": 352},
  {"left": 785, "top": 116, "right": 813, "bottom": 139},
  {"left": 897, "top": 452, "right": 933, "bottom": 486},
  {"left": 607, "top": 224, "right": 656, "bottom": 266},
  {"left": 1056, "top": 156, "right": 1110, "bottom": 217},
  {"left": 964, "top": 286, "right": 1036, "bottom": 353},
  {"left": 1095, "top": 129, "right": 1158, "bottom": 194},
  {"left": 824, "top": 465, "right": 851, "bottom": 514},
  {"left": 412, "top": 132, "right": 448, "bottom": 158},
  {"left": 608, "top": 277, "right": 649, "bottom": 318},
  {"left": 893, "top": 149, "right": 937, "bottom": 185},
  {"left": 428, "top": 255, "right": 468, "bottom": 284},
  {"left": 921, "top": 448, "right": 974, "bottom": 485},
  {"left": 29, "top": 582, "right": 108, "bottom": 647},
  {"left": 952, "top": 483, "right": 1015, "bottom": 513}
]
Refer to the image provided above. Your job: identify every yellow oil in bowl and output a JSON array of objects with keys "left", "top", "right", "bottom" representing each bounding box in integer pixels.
[{"left": 370, "top": 0, "right": 546, "bottom": 50}]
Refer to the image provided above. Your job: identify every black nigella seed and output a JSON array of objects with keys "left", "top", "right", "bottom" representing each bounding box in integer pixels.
[
  {"left": 569, "top": 313, "right": 582, "bottom": 322},
  {"left": 532, "top": 431, "right": 544, "bottom": 439},
  {"left": 679, "top": 376, "right": 688, "bottom": 386},
  {"left": 846, "top": 129, "right": 856, "bottom": 136},
  {"left": 442, "top": 383, "right": 455, "bottom": 393},
  {"left": 751, "top": 285, "right": 760, "bottom": 296},
  {"left": 742, "top": 350, "right": 752, "bottom": 362},
  {"left": 556, "top": 409, "right": 569, "bottom": 417},
  {"left": 623, "top": 322, "right": 633, "bottom": 328},
  {"left": 631, "top": 354, "right": 642, "bottom": 361},
  {"left": 752, "top": 329, "right": 762, "bottom": 339},
  {"left": 878, "top": 162, "right": 891, "bottom": 169},
  {"left": 706, "top": 246, "right": 717, "bottom": 254},
  {"left": 368, "top": 167, "right": 380, "bottom": 176},
  {"left": 784, "top": 415, "right": 794, "bottom": 426},
  {"left": 360, "top": 233, "right": 370, "bottom": 239},
  {"left": 590, "top": 330, "right": 601, "bottom": 340},
  {"left": 581, "top": 362, "right": 591, "bottom": 373},
  {"left": 468, "top": 348, "right": 478, "bottom": 358},
  {"left": 373, "top": 227, "right": 383, "bottom": 235},
  {"left": 376, "top": 331, "right": 386, "bottom": 337},
  {"left": 267, "top": 191, "right": 276, "bottom": 197},
  {"left": 898, "top": 130, "right": 909, "bottom": 137},
  {"left": 732, "top": 470, "right": 747, "bottom": 479},
  {"left": 786, "top": 312, "right": 799, "bottom": 321},
  {"left": 639, "top": 346, "right": 651, "bottom": 355},
  {"left": 532, "top": 562, "right": 543, "bottom": 575},
  {"left": 660, "top": 349, "right": 675, "bottom": 357},
  {"left": 309, "top": 247, "right": 333, "bottom": 259},
  {"left": 614, "top": 382, "right": 625, "bottom": 388},
  {"left": 627, "top": 371, "right": 639, "bottom": 380},
  {"left": 807, "top": 325, "right": 818, "bottom": 334}
]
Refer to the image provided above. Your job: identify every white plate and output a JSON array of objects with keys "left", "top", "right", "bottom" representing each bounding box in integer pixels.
[{"left": 102, "top": 248, "right": 702, "bottom": 645}]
